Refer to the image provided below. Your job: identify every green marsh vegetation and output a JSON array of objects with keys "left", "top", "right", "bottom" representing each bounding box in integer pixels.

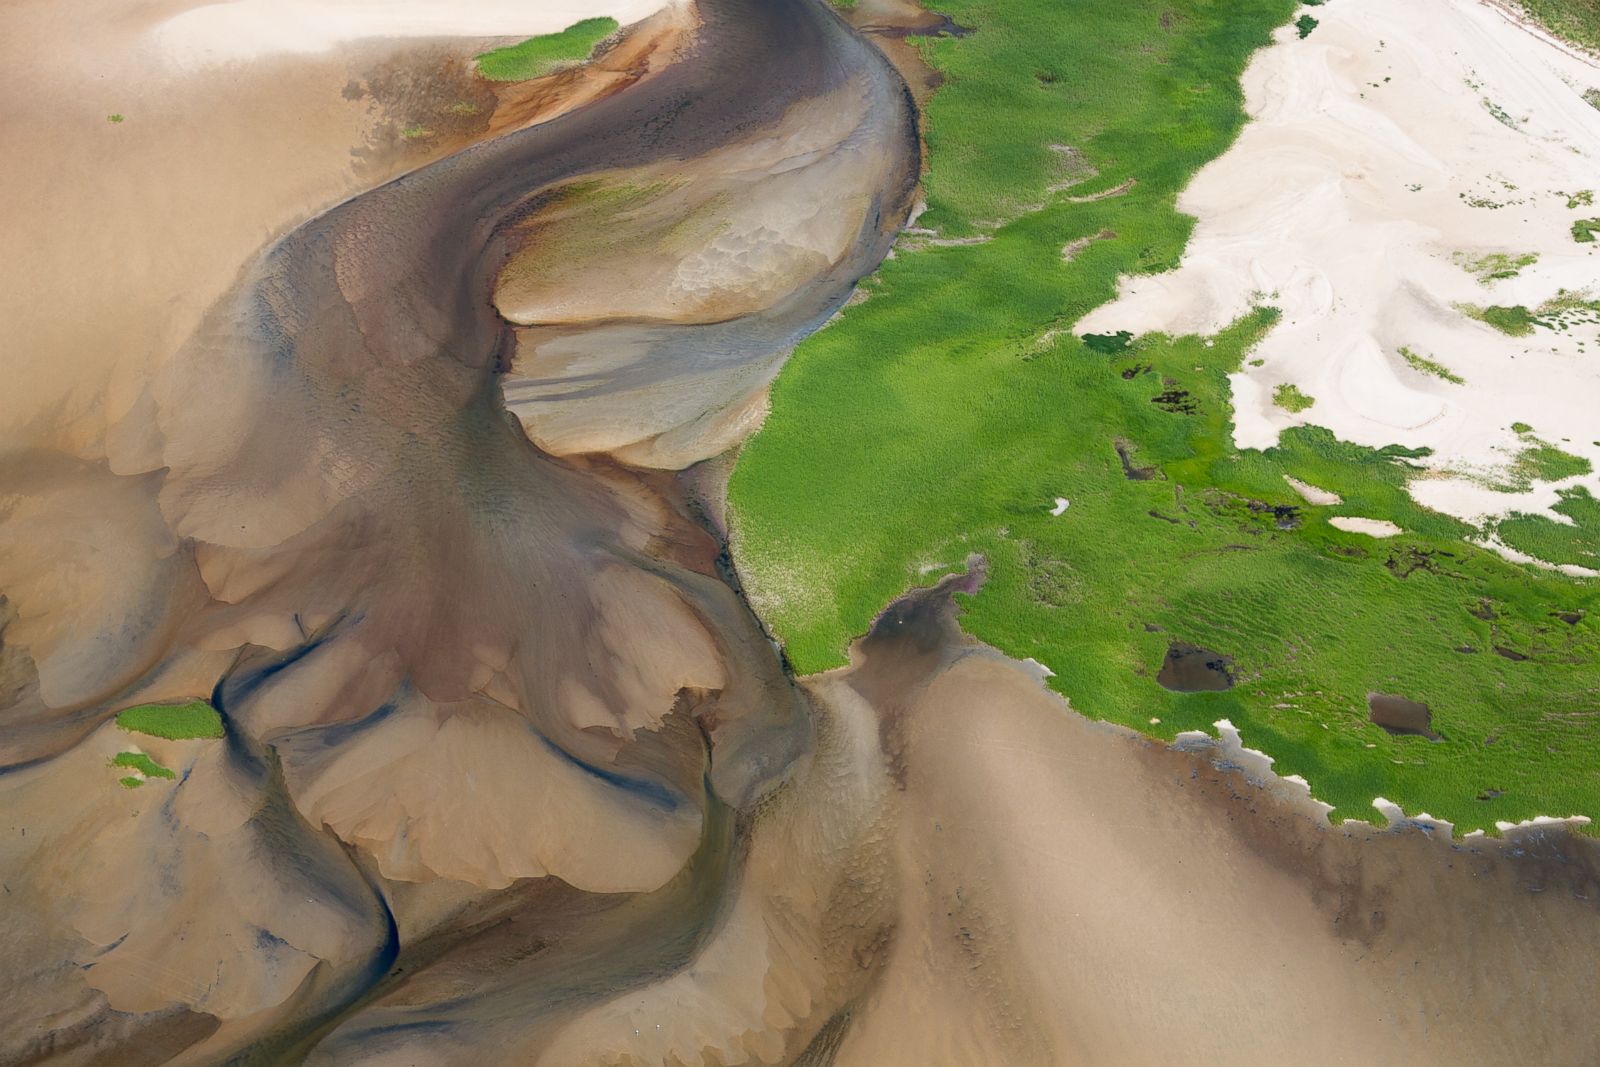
[
  {"left": 1398, "top": 346, "right": 1465, "bottom": 384},
  {"left": 729, "top": 0, "right": 1600, "bottom": 831},
  {"left": 111, "top": 751, "right": 176, "bottom": 783},
  {"left": 115, "top": 699, "right": 224, "bottom": 740},
  {"left": 1498, "top": 487, "right": 1600, "bottom": 570},
  {"left": 1272, "top": 383, "right": 1315, "bottom": 412},
  {"left": 1453, "top": 250, "right": 1537, "bottom": 283},
  {"left": 1457, "top": 302, "right": 1536, "bottom": 336},
  {"left": 1573, "top": 218, "right": 1600, "bottom": 243},
  {"left": 1295, "top": 15, "right": 1319, "bottom": 39},
  {"left": 474, "top": 17, "right": 619, "bottom": 82},
  {"left": 1514, "top": 0, "right": 1600, "bottom": 53},
  {"left": 1486, "top": 433, "right": 1594, "bottom": 492},
  {"left": 1456, "top": 291, "right": 1600, "bottom": 336}
]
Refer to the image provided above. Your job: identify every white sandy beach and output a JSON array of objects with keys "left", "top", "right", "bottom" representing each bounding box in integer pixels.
[{"left": 1079, "top": 0, "right": 1600, "bottom": 541}]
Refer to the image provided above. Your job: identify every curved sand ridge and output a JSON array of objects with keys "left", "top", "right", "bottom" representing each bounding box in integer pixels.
[{"left": 1079, "top": 0, "right": 1600, "bottom": 534}]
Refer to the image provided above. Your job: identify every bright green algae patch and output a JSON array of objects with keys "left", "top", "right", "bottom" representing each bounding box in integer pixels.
[
  {"left": 474, "top": 18, "right": 619, "bottom": 82},
  {"left": 112, "top": 751, "right": 176, "bottom": 781},
  {"left": 728, "top": 0, "right": 1600, "bottom": 832},
  {"left": 115, "top": 699, "right": 223, "bottom": 740}
]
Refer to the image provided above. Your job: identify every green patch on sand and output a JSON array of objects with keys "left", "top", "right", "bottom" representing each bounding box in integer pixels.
[
  {"left": 1458, "top": 302, "right": 1536, "bottom": 336},
  {"left": 1454, "top": 292, "right": 1600, "bottom": 336},
  {"left": 1399, "top": 346, "right": 1465, "bottom": 384},
  {"left": 1453, "top": 250, "right": 1538, "bottom": 283},
  {"left": 1499, "top": 487, "right": 1600, "bottom": 571},
  {"left": 729, "top": 0, "right": 1600, "bottom": 833},
  {"left": 1470, "top": 433, "right": 1595, "bottom": 494},
  {"left": 474, "top": 17, "right": 619, "bottom": 82},
  {"left": 112, "top": 751, "right": 176, "bottom": 781},
  {"left": 1273, "top": 383, "right": 1315, "bottom": 412},
  {"left": 115, "top": 700, "right": 224, "bottom": 740},
  {"left": 1505, "top": 440, "right": 1593, "bottom": 490}
]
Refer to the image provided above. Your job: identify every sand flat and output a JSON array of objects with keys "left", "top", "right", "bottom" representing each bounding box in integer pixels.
[{"left": 151, "top": 0, "right": 674, "bottom": 65}]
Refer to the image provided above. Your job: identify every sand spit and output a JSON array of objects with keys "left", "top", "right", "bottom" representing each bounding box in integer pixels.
[{"left": 1078, "top": 0, "right": 1600, "bottom": 534}]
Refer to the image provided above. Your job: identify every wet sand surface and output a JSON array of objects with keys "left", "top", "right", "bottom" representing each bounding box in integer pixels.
[
  {"left": 830, "top": 580, "right": 1600, "bottom": 1065},
  {"left": 2, "top": 0, "right": 1600, "bottom": 1063}
]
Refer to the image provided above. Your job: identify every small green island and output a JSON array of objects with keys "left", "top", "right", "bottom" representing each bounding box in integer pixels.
[{"left": 475, "top": 18, "right": 620, "bottom": 82}]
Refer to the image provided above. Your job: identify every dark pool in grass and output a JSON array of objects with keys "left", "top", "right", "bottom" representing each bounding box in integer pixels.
[
  {"left": 1367, "top": 693, "right": 1440, "bottom": 740},
  {"left": 1157, "top": 643, "right": 1235, "bottom": 693}
]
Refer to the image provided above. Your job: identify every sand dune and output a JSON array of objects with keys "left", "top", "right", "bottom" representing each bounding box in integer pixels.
[{"left": 1079, "top": 0, "right": 1600, "bottom": 533}]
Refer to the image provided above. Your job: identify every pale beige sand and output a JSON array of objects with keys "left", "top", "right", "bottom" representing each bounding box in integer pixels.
[
  {"left": 0, "top": 718, "right": 392, "bottom": 1064},
  {"left": 1284, "top": 473, "right": 1342, "bottom": 505},
  {"left": 1079, "top": 0, "right": 1600, "bottom": 535},
  {"left": 152, "top": 0, "right": 672, "bottom": 66},
  {"left": 0, "top": 2, "right": 446, "bottom": 459},
  {"left": 1329, "top": 515, "right": 1404, "bottom": 537}
]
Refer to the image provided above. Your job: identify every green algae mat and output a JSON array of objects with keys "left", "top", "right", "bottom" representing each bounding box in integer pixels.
[
  {"left": 475, "top": 17, "right": 619, "bottom": 82},
  {"left": 728, "top": 0, "right": 1600, "bottom": 832},
  {"left": 116, "top": 699, "right": 224, "bottom": 740}
]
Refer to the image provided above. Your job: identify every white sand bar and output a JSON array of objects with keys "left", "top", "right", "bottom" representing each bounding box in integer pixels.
[
  {"left": 1284, "top": 475, "right": 1342, "bottom": 505},
  {"left": 1079, "top": 0, "right": 1600, "bottom": 535},
  {"left": 1330, "top": 516, "right": 1403, "bottom": 538}
]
